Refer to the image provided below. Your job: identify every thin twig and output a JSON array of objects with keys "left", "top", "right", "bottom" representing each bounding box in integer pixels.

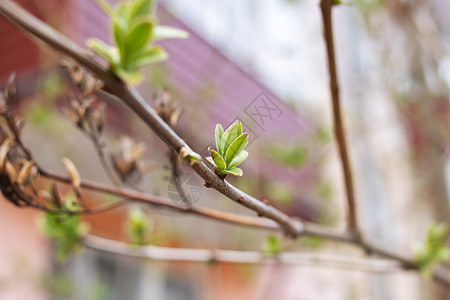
[
  {"left": 320, "top": 0, "right": 359, "bottom": 237},
  {"left": 86, "top": 118, "right": 122, "bottom": 186},
  {"left": 41, "top": 169, "right": 357, "bottom": 243},
  {"left": 169, "top": 149, "right": 191, "bottom": 205},
  {"left": 82, "top": 234, "right": 402, "bottom": 273}
]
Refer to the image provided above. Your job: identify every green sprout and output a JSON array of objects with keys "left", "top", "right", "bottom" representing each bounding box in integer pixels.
[
  {"left": 37, "top": 197, "right": 90, "bottom": 261},
  {"left": 206, "top": 121, "right": 249, "bottom": 177},
  {"left": 414, "top": 223, "right": 450, "bottom": 276},
  {"left": 126, "top": 207, "right": 150, "bottom": 245},
  {"left": 87, "top": 0, "right": 188, "bottom": 85}
]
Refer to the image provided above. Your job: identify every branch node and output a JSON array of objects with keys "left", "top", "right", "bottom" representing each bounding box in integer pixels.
[{"left": 202, "top": 181, "right": 211, "bottom": 188}]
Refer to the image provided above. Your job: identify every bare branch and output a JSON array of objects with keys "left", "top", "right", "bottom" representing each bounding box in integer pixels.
[{"left": 82, "top": 234, "right": 402, "bottom": 273}]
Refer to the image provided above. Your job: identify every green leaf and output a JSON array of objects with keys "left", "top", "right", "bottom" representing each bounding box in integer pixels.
[
  {"left": 153, "top": 26, "right": 189, "bottom": 41},
  {"left": 237, "top": 121, "right": 243, "bottom": 136},
  {"left": 262, "top": 235, "right": 282, "bottom": 256},
  {"left": 209, "top": 148, "right": 226, "bottom": 170},
  {"left": 215, "top": 124, "right": 224, "bottom": 154},
  {"left": 205, "top": 156, "right": 217, "bottom": 169},
  {"left": 115, "top": 2, "right": 133, "bottom": 21},
  {"left": 129, "top": 0, "right": 153, "bottom": 21},
  {"left": 113, "top": 22, "right": 126, "bottom": 54},
  {"left": 219, "top": 121, "right": 240, "bottom": 156},
  {"left": 127, "top": 45, "right": 168, "bottom": 70},
  {"left": 115, "top": 68, "right": 142, "bottom": 85},
  {"left": 123, "top": 19, "right": 154, "bottom": 65},
  {"left": 86, "top": 38, "right": 118, "bottom": 64},
  {"left": 96, "top": 1, "right": 127, "bottom": 30},
  {"left": 222, "top": 167, "right": 243, "bottom": 176},
  {"left": 228, "top": 150, "right": 248, "bottom": 168},
  {"left": 225, "top": 133, "right": 248, "bottom": 166}
]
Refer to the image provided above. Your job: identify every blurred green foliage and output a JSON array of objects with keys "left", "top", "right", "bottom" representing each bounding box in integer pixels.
[
  {"left": 267, "top": 143, "right": 307, "bottom": 168},
  {"left": 126, "top": 207, "right": 151, "bottom": 245},
  {"left": 299, "top": 236, "right": 323, "bottom": 249},
  {"left": 43, "top": 273, "right": 107, "bottom": 300},
  {"left": 414, "top": 223, "right": 450, "bottom": 276},
  {"left": 267, "top": 181, "right": 293, "bottom": 204},
  {"left": 37, "top": 197, "right": 90, "bottom": 261},
  {"left": 262, "top": 235, "right": 282, "bottom": 257}
]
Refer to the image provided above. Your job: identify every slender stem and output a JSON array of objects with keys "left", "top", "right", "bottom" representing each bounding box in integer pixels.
[
  {"left": 169, "top": 149, "right": 191, "bottom": 205},
  {"left": 320, "top": 0, "right": 358, "bottom": 236},
  {"left": 42, "top": 170, "right": 283, "bottom": 232},
  {"left": 87, "top": 124, "right": 122, "bottom": 187},
  {"left": 82, "top": 234, "right": 402, "bottom": 273},
  {"left": 42, "top": 169, "right": 355, "bottom": 243}
]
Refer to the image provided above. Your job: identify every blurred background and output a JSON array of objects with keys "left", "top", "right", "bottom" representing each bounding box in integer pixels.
[{"left": 0, "top": 0, "right": 449, "bottom": 299}]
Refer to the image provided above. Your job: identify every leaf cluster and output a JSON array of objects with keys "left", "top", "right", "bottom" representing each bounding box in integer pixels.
[
  {"left": 206, "top": 121, "right": 249, "bottom": 177},
  {"left": 87, "top": 0, "right": 188, "bottom": 84}
]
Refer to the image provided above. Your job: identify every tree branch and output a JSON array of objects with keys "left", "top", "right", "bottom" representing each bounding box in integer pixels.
[
  {"left": 320, "top": 0, "right": 359, "bottom": 236},
  {"left": 82, "top": 234, "right": 402, "bottom": 273},
  {"left": 42, "top": 169, "right": 355, "bottom": 243}
]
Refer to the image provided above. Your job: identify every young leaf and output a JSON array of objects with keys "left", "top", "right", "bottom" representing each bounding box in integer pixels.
[
  {"left": 237, "top": 121, "right": 243, "bottom": 136},
  {"left": 96, "top": 0, "right": 127, "bottom": 30},
  {"left": 215, "top": 124, "right": 224, "bottom": 154},
  {"left": 86, "top": 38, "right": 118, "bottom": 64},
  {"left": 116, "top": 2, "right": 133, "bottom": 21},
  {"left": 225, "top": 133, "right": 248, "bottom": 166},
  {"left": 123, "top": 19, "right": 154, "bottom": 64},
  {"left": 228, "top": 150, "right": 248, "bottom": 168},
  {"left": 113, "top": 22, "right": 126, "bottom": 54},
  {"left": 205, "top": 156, "right": 217, "bottom": 169},
  {"left": 127, "top": 45, "right": 168, "bottom": 70},
  {"left": 115, "top": 68, "right": 142, "bottom": 84},
  {"left": 153, "top": 26, "right": 189, "bottom": 41},
  {"left": 219, "top": 121, "right": 239, "bottom": 156},
  {"left": 209, "top": 148, "right": 226, "bottom": 170},
  {"left": 129, "top": 0, "right": 153, "bottom": 21},
  {"left": 222, "top": 167, "right": 243, "bottom": 177}
]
